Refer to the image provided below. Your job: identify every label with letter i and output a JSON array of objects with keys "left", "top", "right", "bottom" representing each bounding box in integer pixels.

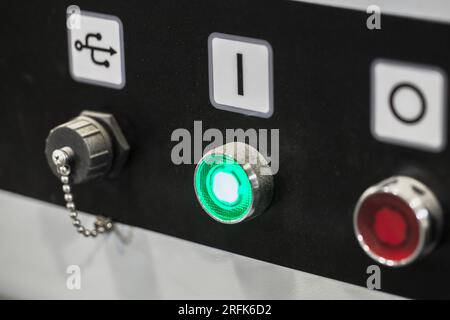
[{"left": 208, "top": 33, "right": 274, "bottom": 118}]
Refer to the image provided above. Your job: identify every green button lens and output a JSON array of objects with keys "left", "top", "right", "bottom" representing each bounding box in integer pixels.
[{"left": 195, "top": 153, "right": 253, "bottom": 222}]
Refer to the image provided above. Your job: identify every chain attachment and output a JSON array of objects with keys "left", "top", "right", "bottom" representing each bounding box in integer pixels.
[{"left": 52, "top": 147, "right": 114, "bottom": 238}]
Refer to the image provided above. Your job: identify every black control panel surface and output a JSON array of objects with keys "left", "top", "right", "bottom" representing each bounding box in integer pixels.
[{"left": 1, "top": 0, "right": 450, "bottom": 299}]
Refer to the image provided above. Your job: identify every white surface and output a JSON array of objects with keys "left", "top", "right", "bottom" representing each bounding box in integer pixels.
[
  {"left": 371, "top": 59, "right": 447, "bottom": 152},
  {"left": 68, "top": 11, "right": 125, "bottom": 89},
  {"left": 213, "top": 171, "right": 239, "bottom": 203},
  {"left": 0, "top": 190, "right": 401, "bottom": 300},
  {"left": 293, "top": 0, "right": 450, "bottom": 24},
  {"left": 209, "top": 33, "right": 273, "bottom": 118}
]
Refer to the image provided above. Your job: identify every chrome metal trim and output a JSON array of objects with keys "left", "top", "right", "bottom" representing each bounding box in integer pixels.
[
  {"left": 353, "top": 176, "right": 443, "bottom": 267},
  {"left": 194, "top": 142, "right": 274, "bottom": 224}
]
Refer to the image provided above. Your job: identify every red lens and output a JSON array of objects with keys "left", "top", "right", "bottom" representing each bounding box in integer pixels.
[{"left": 357, "top": 193, "right": 420, "bottom": 262}]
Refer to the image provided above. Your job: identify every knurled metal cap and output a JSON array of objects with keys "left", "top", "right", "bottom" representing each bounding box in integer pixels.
[{"left": 45, "top": 115, "right": 113, "bottom": 184}]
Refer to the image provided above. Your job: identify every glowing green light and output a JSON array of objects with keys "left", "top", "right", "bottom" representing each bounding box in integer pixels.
[{"left": 194, "top": 153, "right": 253, "bottom": 222}]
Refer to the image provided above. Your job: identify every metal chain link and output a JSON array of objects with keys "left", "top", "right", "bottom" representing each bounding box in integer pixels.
[{"left": 52, "top": 148, "right": 114, "bottom": 238}]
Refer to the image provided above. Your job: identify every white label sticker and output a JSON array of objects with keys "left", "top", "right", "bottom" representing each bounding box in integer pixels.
[
  {"left": 208, "top": 33, "right": 273, "bottom": 118},
  {"left": 67, "top": 10, "right": 125, "bottom": 89},
  {"left": 371, "top": 59, "right": 447, "bottom": 152}
]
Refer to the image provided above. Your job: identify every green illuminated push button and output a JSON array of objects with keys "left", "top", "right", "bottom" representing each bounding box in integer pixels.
[{"left": 194, "top": 142, "right": 274, "bottom": 224}]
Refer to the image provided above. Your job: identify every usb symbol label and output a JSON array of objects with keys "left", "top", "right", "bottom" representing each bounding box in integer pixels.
[{"left": 68, "top": 10, "right": 125, "bottom": 89}]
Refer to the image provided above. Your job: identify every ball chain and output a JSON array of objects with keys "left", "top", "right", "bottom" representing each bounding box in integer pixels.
[{"left": 52, "top": 148, "right": 113, "bottom": 238}]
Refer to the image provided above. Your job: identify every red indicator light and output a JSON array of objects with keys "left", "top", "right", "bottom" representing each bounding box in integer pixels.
[
  {"left": 357, "top": 193, "right": 419, "bottom": 262},
  {"left": 374, "top": 207, "right": 407, "bottom": 246},
  {"left": 354, "top": 176, "right": 443, "bottom": 267}
]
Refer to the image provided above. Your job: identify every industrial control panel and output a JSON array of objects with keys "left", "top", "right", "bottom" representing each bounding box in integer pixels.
[{"left": 1, "top": 0, "right": 450, "bottom": 299}]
